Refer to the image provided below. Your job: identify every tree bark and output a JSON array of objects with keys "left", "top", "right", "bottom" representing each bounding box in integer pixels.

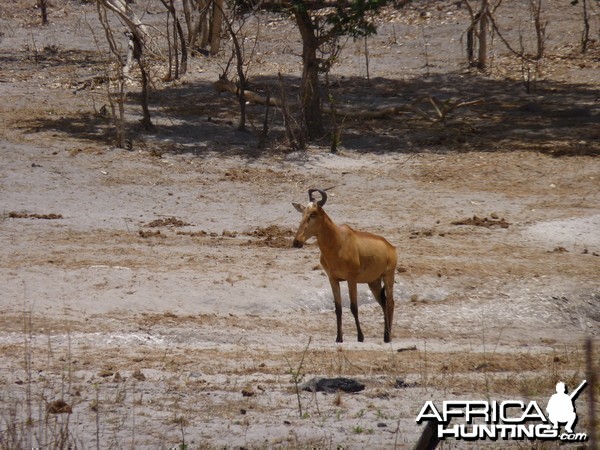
[
  {"left": 161, "top": 0, "right": 188, "bottom": 78},
  {"left": 292, "top": 2, "right": 324, "bottom": 139},
  {"left": 530, "top": 0, "right": 546, "bottom": 59},
  {"left": 97, "top": 1, "right": 127, "bottom": 147},
  {"left": 581, "top": 0, "right": 590, "bottom": 53},
  {"left": 39, "top": 0, "right": 48, "bottom": 25},
  {"left": 477, "top": 0, "right": 488, "bottom": 71},
  {"left": 129, "top": 32, "right": 153, "bottom": 130},
  {"left": 218, "top": 3, "right": 248, "bottom": 131},
  {"left": 99, "top": 0, "right": 151, "bottom": 46},
  {"left": 210, "top": 0, "right": 224, "bottom": 54},
  {"left": 98, "top": 0, "right": 153, "bottom": 130},
  {"left": 182, "top": 0, "right": 194, "bottom": 43},
  {"left": 198, "top": 0, "right": 210, "bottom": 49}
]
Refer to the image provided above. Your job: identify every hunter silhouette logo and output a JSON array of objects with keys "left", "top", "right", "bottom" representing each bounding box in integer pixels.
[
  {"left": 416, "top": 380, "right": 588, "bottom": 442},
  {"left": 546, "top": 380, "right": 586, "bottom": 434}
]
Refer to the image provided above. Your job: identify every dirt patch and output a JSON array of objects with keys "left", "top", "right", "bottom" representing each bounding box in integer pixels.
[
  {"left": 451, "top": 215, "right": 511, "bottom": 228},
  {"left": 46, "top": 400, "right": 73, "bottom": 415},
  {"left": 145, "top": 217, "right": 192, "bottom": 227},
  {"left": 176, "top": 230, "right": 209, "bottom": 237},
  {"left": 222, "top": 167, "right": 304, "bottom": 184},
  {"left": 242, "top": 225, "right": 295, "bottom": 248},
  {"left": 138, "top": 229, "right": 165, "bottom": 238},
  {"left": 8, "top": 212, "right": 63, "bottom": 219}
]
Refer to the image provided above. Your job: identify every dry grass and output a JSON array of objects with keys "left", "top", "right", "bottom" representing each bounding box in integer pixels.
[{"left": 0, "top": 307, "right": 596, "bottom": 449}]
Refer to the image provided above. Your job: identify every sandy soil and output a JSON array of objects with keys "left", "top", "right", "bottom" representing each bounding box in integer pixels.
[{"left": 0, "top": 0, "right": 599, "bottom": 448}]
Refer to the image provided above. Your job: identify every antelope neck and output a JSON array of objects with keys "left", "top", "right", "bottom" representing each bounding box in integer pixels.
[{"left": 315, "top": 212, "right": 342, "bottom": 251}]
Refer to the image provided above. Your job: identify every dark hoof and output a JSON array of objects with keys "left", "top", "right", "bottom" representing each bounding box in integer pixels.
[
  {"left": 336, "top": 336, "right": 343, "bottom": 343},
  {"left": 358, "top": 334, "right": 364, "bottom": 342}
]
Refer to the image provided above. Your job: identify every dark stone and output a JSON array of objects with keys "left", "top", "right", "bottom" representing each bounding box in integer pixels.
[
  {"left": 300, "top": 377, "right": 365, "bottom": 393},
  {"left": 395, "top": 378, "right": 413, "bottom": 388}
]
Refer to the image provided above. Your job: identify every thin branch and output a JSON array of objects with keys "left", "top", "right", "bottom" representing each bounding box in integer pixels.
[{"left": 487, "top": 10, "right": 535, "bottom": 63}]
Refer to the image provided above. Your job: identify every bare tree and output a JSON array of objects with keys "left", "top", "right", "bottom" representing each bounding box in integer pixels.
[
  {"left": 161, "top": 0, "right": 188, "bottom": 80},
  {"left": 581, "top": 0, "right": 590, "bottom": 52},
  {"left": 97, "top": 0, "right": 152, "bottom": 45},
  {"left": 464, "top": 0, "right": 547, "bottom": 74},
  {"left": 477, "top": 0, "right": 488, "bottom": 70},
  {"left": 213, "top": 1, "right": 266, "bottom": 132},
  {"left": 219, "top": 2, "right": 251, "bottom": 131},
  {"left": 96, "top": 2, "right": 127, "bottom": 147},
  {"left": 179, "top": 0, "right": 226, "bottom": 56},
  {"left": 529, "top": 0, "right": 547, "bottom": 60},
  {"left": 182, "top": 0, "right": 211, "bottom": 52},
  {"left": 97, "top": 0, "right": 153, "bottom": 130},
  {"left": 38, "top": 0, "right": 48, "bottom": 26},
  {"left": 463, "top": 0, "right": 494, "bottom": 71},
  {"left": 574, "top": 0, "right": 592, "bottom": 53}
]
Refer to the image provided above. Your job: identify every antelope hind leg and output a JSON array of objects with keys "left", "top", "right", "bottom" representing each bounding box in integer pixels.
[
  {"left": 368, "top": 279, "right": 385, "bottom": 309},
  {"left": 383, "top": 271, "right": 395, "bottom": 343}
]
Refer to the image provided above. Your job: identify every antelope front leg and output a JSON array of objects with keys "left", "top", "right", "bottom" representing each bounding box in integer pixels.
[
  {"left": 383, "top": 272, "right": 395, "bottom": 343},
  {"left": 329, "top": 278, "right": 344, "bottom": 343},
  {"left": 348, "top": 281, "right": 364, "bottom": 342}
]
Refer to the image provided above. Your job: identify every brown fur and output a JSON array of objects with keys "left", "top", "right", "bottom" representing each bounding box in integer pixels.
[{"left": 292, "top": 202, "right": 397, "bottom": 343}]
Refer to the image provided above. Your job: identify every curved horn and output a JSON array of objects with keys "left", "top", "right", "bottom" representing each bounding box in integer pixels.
[{"left": 308, "top": 189, "right": 328, "bottom": 207}]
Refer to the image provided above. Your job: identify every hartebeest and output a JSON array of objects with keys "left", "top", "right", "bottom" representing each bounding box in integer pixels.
[{"left": 292, "top": 189, "right": 397, "bottom": 343}]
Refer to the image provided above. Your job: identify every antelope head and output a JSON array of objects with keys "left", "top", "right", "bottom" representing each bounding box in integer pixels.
[{"left": 292, "top": 189, "right": 328, "bottom": 248}]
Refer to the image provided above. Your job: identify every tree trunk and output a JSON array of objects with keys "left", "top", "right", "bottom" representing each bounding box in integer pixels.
[
  {"left": 100, "top": 0, "right": 153, "bottom": 128},
  {"left": 161, "top": 0, "right": 188, "bottom": 78},
  {"left": 477, "top": 0, "right": 488, "bottom": 71},
  {"left": 210, "top": 0, "right": 224, "bottom": 55},
  {"left": 100, "top": 0, "right": 151, "bottom": 46},
  {"left": 292, "top": 2, "right": 324, "bottom": 139},
  {"left": 39, "top": 0, "right": 48, "bottom": 25},
  {"left": 530, "top": 0, "right": 546, "bottom": 60},
  {"left": 581, "top": 0, "right": 590, "bottom": 53},
  {"left": 218, "top": 2, "right": 247, "bottom": 131},
  {"left": 129, "top": 32, "right": 153, "bottom": 130},
  {"left": 97, "top": 1, "right": 127, "bottom": 148},
  {"left": 198, "top": 0, "right": 210, "bottom": 49},
  {"left": 182, "top": 0, "right": 194, "bottom": 43},
  {"left": 187, "top": 0, "right": 210, "bottom": 52},
  {"left": 139, "top": 60, "right": 153, "bottom": 130}
]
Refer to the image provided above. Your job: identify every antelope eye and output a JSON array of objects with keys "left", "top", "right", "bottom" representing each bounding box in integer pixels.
[{"left": 309, "top": 212, "right": 317, "bottom": 219}]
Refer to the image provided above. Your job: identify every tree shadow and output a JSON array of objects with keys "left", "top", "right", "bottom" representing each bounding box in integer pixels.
[
  {"left": 18, "top": 68, "right": 600, "bottom": 158},
  {"left": 323, "top": 72, "right": 599, "bottom": 156},
  {"left": 0, "top": 47, "right": 108, "bottom": 71}
]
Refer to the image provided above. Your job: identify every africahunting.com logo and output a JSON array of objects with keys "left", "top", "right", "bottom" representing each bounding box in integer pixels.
[{"left": 416, "top": 380, "right": 588, "bottom": 442}]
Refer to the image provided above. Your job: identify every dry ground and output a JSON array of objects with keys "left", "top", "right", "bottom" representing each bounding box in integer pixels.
[{"left": 0, "top": 0, "right": 599, "bottom": 448}]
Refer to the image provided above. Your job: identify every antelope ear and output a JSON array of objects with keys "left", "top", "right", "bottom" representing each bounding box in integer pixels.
[{"left": 292, "top": 203, "right": 305, "bottom": 213}]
